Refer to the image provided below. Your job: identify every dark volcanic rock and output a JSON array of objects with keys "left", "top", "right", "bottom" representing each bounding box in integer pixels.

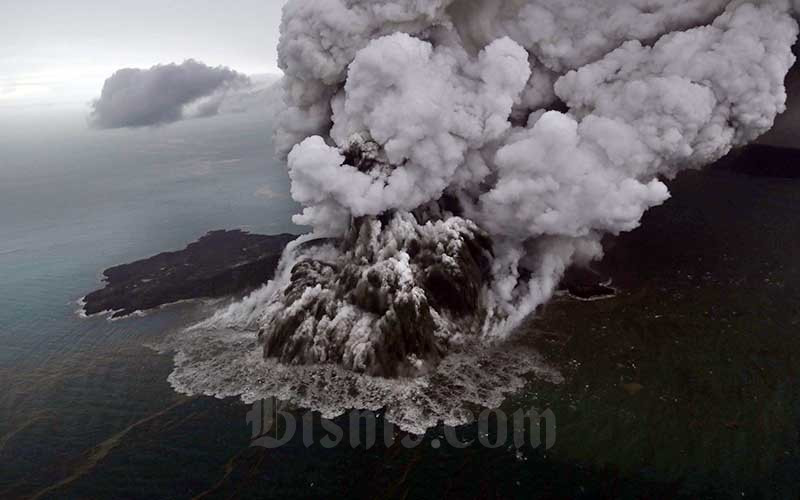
[
  {"left": 712, "top": 144, "right": 800, "bottom": 179},
  {"left": 82, "top": 230, "right": 296, "bottom": 318},
  {"left": 258, "top": 211, "right": 493, "bottom": 378},
  {"left": 558, "top": 266, "right": 616, "bottom": 300}
]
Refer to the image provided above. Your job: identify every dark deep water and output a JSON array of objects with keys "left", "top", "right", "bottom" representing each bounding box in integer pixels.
[{"left": 1, "top": 109, "right": 799, "bottom": 498}]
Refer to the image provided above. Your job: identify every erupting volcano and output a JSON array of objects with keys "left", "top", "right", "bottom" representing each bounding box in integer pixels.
[
  {"left": 259, "top": 0, "right": 799, "bottom": 374},
  {"left": 166, "top": 0, "right": 800, "bottom": 431}
]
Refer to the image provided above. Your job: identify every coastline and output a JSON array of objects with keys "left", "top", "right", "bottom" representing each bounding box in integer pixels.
[{"left": 79, "top": 230, "right": 296, "bottom": 320}]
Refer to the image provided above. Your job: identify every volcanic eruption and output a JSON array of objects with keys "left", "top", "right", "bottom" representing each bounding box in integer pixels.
[{"left": 189, "top": 0, "right": 799, "bottom": 383}]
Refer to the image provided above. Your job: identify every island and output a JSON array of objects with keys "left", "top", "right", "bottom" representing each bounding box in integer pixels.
[{"left": 81, "top": 230, "right": 297, "bottom": 318}]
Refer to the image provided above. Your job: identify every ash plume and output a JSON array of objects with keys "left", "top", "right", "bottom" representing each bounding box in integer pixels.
[
  {"left": 220, "top": 0, "right": 799, "bottom": 378},
  {"left": 89, "top": 59, "right": 252, "bottom": 128}
]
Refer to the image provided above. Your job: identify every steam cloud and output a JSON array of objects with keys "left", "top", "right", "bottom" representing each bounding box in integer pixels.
[
  {"left": 214, "top": 0, "right": 798, "bottom": 378},
  {"left": 89, "top": 59, "right": 252, "bottom": 128}
]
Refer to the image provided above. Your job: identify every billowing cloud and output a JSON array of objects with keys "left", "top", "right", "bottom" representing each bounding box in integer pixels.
[
  {"left": 195, "top": 0, "right": 800, "bottom": 372},
  {"left": 269, "top": 0, "right": 798, "bottom": 351},
  {"left": 164, "top": 0, "right": 800, "bottom": 434},
  {"left": 89, "top": 59, "right": 251, "bottom": 128}
]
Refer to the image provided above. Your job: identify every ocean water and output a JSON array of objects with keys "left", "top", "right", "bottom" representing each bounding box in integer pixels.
[
  {"left": 1, "top": 107, "right": 799, "bottom": 499},
  {"left": 0, "top": 108, "right": 302, "bottom": 498}
]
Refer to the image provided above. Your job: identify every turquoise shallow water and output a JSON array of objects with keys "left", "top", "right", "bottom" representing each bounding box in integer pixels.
[{"left": 1, "top": 108, "right": 799, "bottom": 499}]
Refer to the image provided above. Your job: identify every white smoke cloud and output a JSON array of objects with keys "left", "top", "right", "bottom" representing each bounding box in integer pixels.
[
  {"left": 163, "top": 0, "right": 800, "bottom": 432},
  {"left": 288, "top": 33, "right": 531, "bottom": 233},
  {"left": 448, "top": 0, "right": 732, "bottom": 71},
  {"left": 275, "top": 0, "right": 797, "bottom": 334},
  {"left": 273, "top": 0, "right": 455, "bottom": 154},
  {"left": 89, "top": 60, "right": 280, "bottom": 129},
  {"left": 185, "top": 0, "right": 798, "bottom": 383}
]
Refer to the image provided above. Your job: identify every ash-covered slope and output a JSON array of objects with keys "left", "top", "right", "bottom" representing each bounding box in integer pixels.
[{"left": 259, "top": 207, "right": 492, "bottom": 377}]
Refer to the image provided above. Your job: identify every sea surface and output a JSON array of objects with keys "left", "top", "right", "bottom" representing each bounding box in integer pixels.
[
  {"left": 0, "top": 108, "right": 300, "bottom": 498},
  {"left": 1, "top": 108, "right": 799, "bottom": 499}
]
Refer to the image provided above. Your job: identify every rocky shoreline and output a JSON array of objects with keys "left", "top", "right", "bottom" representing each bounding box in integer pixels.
[{"left": 81, "top": 230, "right": 296, "bottom": 319}]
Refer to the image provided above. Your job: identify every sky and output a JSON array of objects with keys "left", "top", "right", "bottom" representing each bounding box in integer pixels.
[{"left": 0, "top": 0, "right": 286, "bottom": 110}]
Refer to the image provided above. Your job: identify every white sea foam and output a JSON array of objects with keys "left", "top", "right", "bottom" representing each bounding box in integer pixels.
[{"left": 159, "top": 323, "right": 561, "bottom": 434}]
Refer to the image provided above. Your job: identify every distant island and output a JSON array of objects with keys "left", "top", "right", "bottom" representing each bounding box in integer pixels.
[{"left": 81, "top": 230, "right": 296, "bottom": 318}]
